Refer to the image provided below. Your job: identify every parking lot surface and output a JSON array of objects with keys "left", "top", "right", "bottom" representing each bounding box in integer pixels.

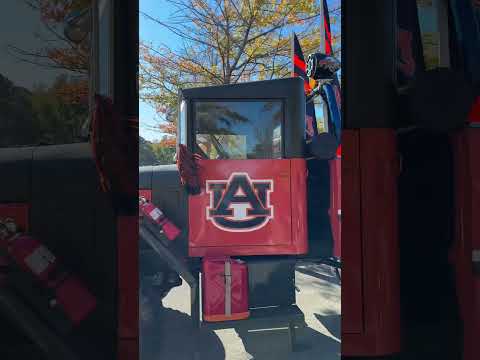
[{"left": 140, "top": 263, "right": 340, "bottom": 360}]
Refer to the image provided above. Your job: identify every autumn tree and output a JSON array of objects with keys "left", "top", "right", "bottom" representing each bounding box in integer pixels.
[
  {"left": 8, "top": 0, "right": 91, "bottom": 106},
  {"left": 140, "top": 0, "right": 339, "bottom": 142},
  {"left": 1, "top": 0, "right": 93, "bottom": 145}
]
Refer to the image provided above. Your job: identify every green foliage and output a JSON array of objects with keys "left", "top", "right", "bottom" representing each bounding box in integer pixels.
[
  {"left": 139, "top": 136, "right": 176, "bottom": 166},
  {"left": 151, "top": 143, "right": 177, "bottom": 165},
  {"left": 0, "top": 0, "right": 92, "bottom": 148},
  {"left": 30, "top": 75, "right": 88, "bottom": 144},
  {"left": 139, "top": 136, "right": 159, "bottom": 165},
  {"left": 0, "top": 73, "right": 88, "bottom": 147}
]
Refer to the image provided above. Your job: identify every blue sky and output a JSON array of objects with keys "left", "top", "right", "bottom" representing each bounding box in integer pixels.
[
  {"left": 139, "top": 0, "right": 176, "bottom": 141},
  {"left": 0, "top": 1, "right": 74, "bottom": 90},
  {"left": 139, "top": 0, "right": 341, "bottom": 142}
]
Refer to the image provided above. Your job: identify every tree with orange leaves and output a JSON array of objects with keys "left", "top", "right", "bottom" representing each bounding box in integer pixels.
[
  {"left": 0, "top": 0, "right": 93, "bottom": 146},
  {"left": 9, "top": 0, "right": 91, "bottom": 105},
  {"left": 140, "top": 0, "right": 340, "bottom": 141}
]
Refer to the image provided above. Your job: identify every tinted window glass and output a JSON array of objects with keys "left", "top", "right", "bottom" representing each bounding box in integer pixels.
[
  {"left": 0, "top": 0, "right": 92, "bottom": 148},
  {"left": 314, "top": 95, "right": 329, "bottom": 134},
  {"left": 416, "top": 0, "right": 450, "bottom": 69},
  {"left": 179, "top": 100, "right": 187, "bottom": 145},
  {"left": 195, "top": 101, "right": 282, "bottom": 159}
]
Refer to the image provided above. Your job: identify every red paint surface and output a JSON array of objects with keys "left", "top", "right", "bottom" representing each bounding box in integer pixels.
[
  {"left": 341, "top": 131, "right": 363, "bottom": 334},
  {"left": 0, "top": 204, "right": 29, "bottom": 283},
  {"left": 202, "top": 257, "right": 250, "bottom": 322},
  {"left": 55, "top": 276, "right": 97, "bottom": 325},
  {"left": 291, "top": 159, "right": 309, "bottom": 254},
  {"left": 189, "top": 159, "right": 308, "bottom": 257},
  {"left": 117, "top": 216, "right": 139, "bottom": 348},
  {"left": 139, "top": 189, "right": 152, "bottom": 202},
  {"left": 342, "top": 129, "right": 401, "bottom": 356},
  {"left": 468, "top": 96, "right": 480, "bottom": 124},
  {"left": 118, "top": 340, "right": 138, "bottom": 360},
  {"left": 0, "top": 203, "right": 29, "bottom": 232},
  {"left": 451, "top": 128, "right": 480, "bottom": 360},
  {"left": 471, "top": 130, "right": 480, "bottom": 360},
  {"left": 330, "top": 157, "right": 341, "bottom": 258}
]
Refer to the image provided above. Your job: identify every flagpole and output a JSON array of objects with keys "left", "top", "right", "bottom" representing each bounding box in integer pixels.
[
  {"left": 291, "top": 33, "right": 296, "bottom": 77},
  {"left": 319, "top": 0, "right": 326, "bottom": 53}
]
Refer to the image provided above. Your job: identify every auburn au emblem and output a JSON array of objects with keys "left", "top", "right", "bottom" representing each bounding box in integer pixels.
[{"left": 206, "top": 173, "right": 274, "bottom": 232}]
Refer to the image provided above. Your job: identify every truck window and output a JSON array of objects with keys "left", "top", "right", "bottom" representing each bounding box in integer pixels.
[
  {"left": 416, "top": 0, "right": 451, "bottom": 69},
  {"left": 314, "top": 94, "right": 330, "bottom": 134},
  {"left": 194, "top": 101, "right": 283, "bottom": 160},
  {"left": 0, "top": 0, "right": 92, "bottom": 148},
  {"left": 179, "top": 99, "right": 187, "bottom": 145}
]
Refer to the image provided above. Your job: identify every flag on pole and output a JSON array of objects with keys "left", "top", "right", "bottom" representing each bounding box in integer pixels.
[
  {"left": 292, "top": 33, "right": 318, "bottom": 139},
  {"left": 322, "top": 0, "right": 342, "bottom": 153},
  {"left": 323, "top": 0, "right": 333, "bottom": 55}
]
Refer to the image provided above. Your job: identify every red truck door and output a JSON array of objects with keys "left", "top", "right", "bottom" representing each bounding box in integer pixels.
[
  {"left": 451, "top": 108, "right": 480, "bottom": 360},
  {"left": 188, "top": 159, "right": 308, "bottom": 257},
  {"left": 342, "top": 129, "right": 401, "bottom": 356},
  {"left": 330, "top": 154, "right": 341, "bottom": 258}
]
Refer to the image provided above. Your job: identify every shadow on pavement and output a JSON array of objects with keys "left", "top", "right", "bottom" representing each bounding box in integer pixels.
[
  {"left": 140, "top": 304, "right": 226, "bottom": 360},
  {"left": 235, "top": 322, "right": 340, "bottom": 360},
  {"left": 315, "top": 313, "right": 340, "bottom": 340},
  {"left": 295, "top": 264, "right": 341, "bottom": 286}
]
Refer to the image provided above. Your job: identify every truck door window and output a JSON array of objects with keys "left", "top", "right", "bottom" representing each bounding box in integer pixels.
[
  {"left": 416, "top": 0, "right": 451, "bottom": 69},
  {"left": 0, "top": 0, "right": 92, "bottom": 148},
  {"left": 179, "top": 100, "right": 187, "bottom": 145},
  {"left": 314, "top": 94, "right": 330, "bottom": 134},
  {"left": 194, "top": 101, "right": 283, "bottom": 159},
  {"left": 97, "top": 0, "right": 114, "bottom": 97}
]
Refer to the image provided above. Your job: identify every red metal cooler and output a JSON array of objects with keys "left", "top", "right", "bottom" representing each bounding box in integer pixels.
[{"left": 202, "top": 257, "right": 250, "bottom": 322}]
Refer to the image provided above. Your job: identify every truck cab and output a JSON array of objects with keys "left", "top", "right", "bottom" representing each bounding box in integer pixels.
[{"left": 140, "top": 76, "right": 339, "bottom": 262}]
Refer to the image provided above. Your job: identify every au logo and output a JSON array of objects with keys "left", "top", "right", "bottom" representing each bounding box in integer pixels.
[{"left": 206, "top": 173, "right": 274, "bottom": 232}]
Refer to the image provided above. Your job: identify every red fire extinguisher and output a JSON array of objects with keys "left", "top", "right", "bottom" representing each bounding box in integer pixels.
[
  {"left": 139, "top": 197, "right": 181, "bottom": 241},
  {"left": 0, "top": 219, "right": 97, "bottom": 325}
]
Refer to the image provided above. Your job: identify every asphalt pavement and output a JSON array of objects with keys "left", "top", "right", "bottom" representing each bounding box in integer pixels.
[{"left": 140, "top": 262, "right": 341, "bottom": 360}]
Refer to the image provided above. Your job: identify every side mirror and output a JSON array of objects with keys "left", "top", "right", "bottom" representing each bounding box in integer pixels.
[
  {"left": 306, "top": 53, "right": 341, "bottom": 81},
  {"left": 307, "top": 132, "right": 338, "bottom": 160},
  {"left": 64, "top": 8, "right": 91, "bottom": 44}
]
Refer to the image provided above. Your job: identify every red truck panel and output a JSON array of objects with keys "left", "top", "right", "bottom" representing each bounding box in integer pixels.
[
  {"left": 467, "top": 96, "right": 480, "bottom": 124},
  {"left": 451, "top": 128, "right": 480, "bottom": 360},
  {"left": 341, "top": 131, "right": 363, "bottom": 334},
  {"left": 0, "top": 203, "right": 29, "bottom": 285},
  {"left": 189, "top": 159, "right": 308, "bottom": 257},
  {"left": 330, "top": 156, "right": 341, "bottom": 258},
  {"left": 117, "top": 215, "right": 139, "bottom": 360},
  {"left": 342, "top": 129, "right": 401, "bottom": 356},
  {"left": 0, "top": 203, "right": 29, "bottom": 232}
]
